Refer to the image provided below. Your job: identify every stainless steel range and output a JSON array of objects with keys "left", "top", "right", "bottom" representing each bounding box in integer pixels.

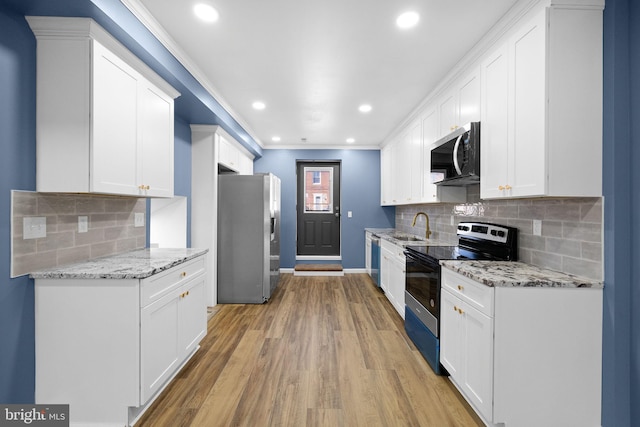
[{"left": 403, "top": 222, "right": 518, "bottom": 375}]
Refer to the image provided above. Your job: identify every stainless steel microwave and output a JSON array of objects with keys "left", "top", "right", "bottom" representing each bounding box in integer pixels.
[{"left": 430, "top": 122, "right": 480, "bottom": 186}]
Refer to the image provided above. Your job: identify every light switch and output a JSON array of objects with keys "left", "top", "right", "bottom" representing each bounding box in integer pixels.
[
  {"left": 24, "top": 216, "right": 46, "bottom": 239},
  {"left": 134, "top": 212, "right": 145, "bottom": 227},
  {"left": 78, "top": 216, "right": 88, "bottom": 233},
  {"left": 348, "top": 211, "right": 353, "bottom": 218}
]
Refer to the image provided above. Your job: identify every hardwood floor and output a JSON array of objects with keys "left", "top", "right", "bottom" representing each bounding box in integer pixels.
[{"left": 137, "top": 273, "right": 484, "bottom": 427}]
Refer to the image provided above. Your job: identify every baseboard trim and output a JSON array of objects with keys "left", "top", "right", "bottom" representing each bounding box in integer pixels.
[{"left": 280, "top": 268, "right": 367, "bottom": 275}]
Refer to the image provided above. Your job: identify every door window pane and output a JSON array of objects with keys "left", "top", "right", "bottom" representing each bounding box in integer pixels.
[{"left": 304, "top": 167, "right": 333, "bottom": 212}]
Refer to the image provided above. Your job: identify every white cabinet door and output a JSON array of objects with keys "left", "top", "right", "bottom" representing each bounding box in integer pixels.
[
  {"left": 91, "top": 41, "right": 139, "bottom": 195},
  {"left": 408, "top": 120, "right": 423, "bottom": 204},
  {"left": 462, "top": 303, "right": 494, "bottom": 421},
  {"left": 380, "top": 246, "right": 392, "bottom": 293},
  {"left": 218, "top": 135, "right": 240, "bottom": 172},
  {"left": 394, "top": 135, "right": 410, "bottom": 204},
  {"left": 139, "top": 82, "right": 175, "bottom": 197},
  {"left": 509, "top": 11, "right": 546, "bottom": 197},
  {"left": 480, "top": 43, "right": 510, "bottom": 199},
  {"left": 441, "top": 286, "right": 494, "bottom": 422},
  {"left": 422, "top": 108, "right": 439, "bottom": 203},
  {"left": 439, "top": 92, "right": 458, "bottom": 137},
  {"left": 440, "top": 288, "right": 463, "bottom": 378},
  {"left": 140, "top": 287, "right": 181, "bottom": 404},
  {"left": 238, "top": 153, "right": 254, "bottom": 175},
  {"left": 179, "top": 276, "right": 207, "bottom": 356},
  {"left": 387, "top": 249, "right": 406, "bottom": 318},
  {"left": 380, "top": 144, "right": 393, "bottom": 205},
  {"left": 458, "top": 71, "right": 481, "bottom": 126}
]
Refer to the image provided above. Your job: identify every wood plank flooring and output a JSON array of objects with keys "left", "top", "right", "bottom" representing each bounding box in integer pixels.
[{"left": 136, "top": 273, "right": 484, "bottom": 427}]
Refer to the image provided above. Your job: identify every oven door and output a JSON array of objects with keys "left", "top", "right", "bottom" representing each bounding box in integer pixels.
[{"left": 404, "top": 250, "right": 441, "bottom": 337}]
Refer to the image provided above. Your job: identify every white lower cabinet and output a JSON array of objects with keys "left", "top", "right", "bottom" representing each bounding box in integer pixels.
[
  {"left": 441, "top": 275, "right": 494, "bottom": 420},
  {"left": 140, "top": 269, "right": 206, "bottom": 403},
  {"left": 380, "top": 240, "right": 405, "bottom": 318},
  {"left": 440, "top": 268, "right": 603, "bottom": 427},
  {"left": 34, "top": 256, "right": 207, "bottom": 427}
]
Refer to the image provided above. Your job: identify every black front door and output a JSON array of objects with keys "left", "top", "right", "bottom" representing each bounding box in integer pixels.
[{"left": 296, "top": 161, "right": 341, "bottom": 256}]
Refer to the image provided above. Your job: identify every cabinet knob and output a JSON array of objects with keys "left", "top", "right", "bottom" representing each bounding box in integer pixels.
[
  {"left": 453, "top": 305, "right": 458, "bottom": 311},
  {"left": 505, "top": 184, "right": 512, "bottom": 190},
  {"left": 498, "top": 185, "right": 505, "bottom": 191},
  {"left": 181, "top": 272, "right": 187, "bottom": 278},
  {"left": 458, "top": 308, "right": 464, "bottom": 315},
  {"left": 457, "top": 285, "right": 464, "bottom": 291}
]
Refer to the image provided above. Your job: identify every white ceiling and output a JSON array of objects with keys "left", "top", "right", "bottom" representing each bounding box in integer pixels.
[{"left": 131, "top": 0, "right": 519, "bottom": 149}]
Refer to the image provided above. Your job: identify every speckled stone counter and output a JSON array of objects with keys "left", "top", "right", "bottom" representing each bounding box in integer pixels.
[
  {"left": 440, "top": 260, "right": 603, "bottom": 288},
  {"left": 30, "top": 248, "right": 209, "bottom": 280},
  {"left": 365, "top": 227, "right": 449, "bottom": 247}
]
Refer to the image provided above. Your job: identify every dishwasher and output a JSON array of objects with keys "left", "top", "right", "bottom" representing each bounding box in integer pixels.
[{"left": 370, "top": 236, "right": 381, "bottom": 287}]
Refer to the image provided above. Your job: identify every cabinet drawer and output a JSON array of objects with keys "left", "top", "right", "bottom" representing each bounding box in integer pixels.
[
  {"left": 381, "top": 239, "right": 405, "bottom": 264},
  {"left": 141, "top": 257, "right": 205, "bottom": 307},
  {"left": 441, "top": 268, "right": 494, "bottom": 316}
]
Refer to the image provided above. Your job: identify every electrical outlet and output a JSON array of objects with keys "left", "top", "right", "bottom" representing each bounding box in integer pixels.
[
  {"left": 78, "top": 216, "right": 88, "bottom": 233},
  {"left": 134, "top": 212, "right": 145, "bottom": 227},
  {"left": 533, "top": 220, "right": 542, "bottom": 236},
  {"left": 24, "top": 216, "right": 46, "bottom": 239}
]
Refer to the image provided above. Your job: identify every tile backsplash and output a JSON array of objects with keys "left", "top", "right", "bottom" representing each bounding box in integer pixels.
[
  {"left": 11, "top": 191, "right": 146, "bottom": 277},
  {"left": 395, "top": 186, "right": 603, "bottom": 281}
]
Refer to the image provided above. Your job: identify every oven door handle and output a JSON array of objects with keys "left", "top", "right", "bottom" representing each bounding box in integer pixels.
[{"left": 404, "top": 250, "right": 440, "bottom": 269}]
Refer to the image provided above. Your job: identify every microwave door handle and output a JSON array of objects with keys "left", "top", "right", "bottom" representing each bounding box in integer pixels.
[{"left": 453, "top": 134, "right": 463, "bottom": 175}]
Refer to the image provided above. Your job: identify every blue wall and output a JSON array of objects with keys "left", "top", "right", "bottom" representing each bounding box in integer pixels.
[
  {"left": 0, "top": 7, "right": 37, "bottom": 403},
  {"left": 254, "top": 149, "right": 395, "bottom": 269},
  {"left": 602, "top": 0, "right": 639, "bottom": 425}
]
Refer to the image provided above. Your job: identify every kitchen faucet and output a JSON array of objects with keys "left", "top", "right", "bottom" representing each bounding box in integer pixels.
[{"left": 412, "top": 212, "right": 432, "bottom": 239}]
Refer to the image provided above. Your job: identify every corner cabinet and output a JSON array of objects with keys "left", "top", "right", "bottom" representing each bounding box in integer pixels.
[
  {"left": 34, "top": 255, "right": 207, "bottom": 427},
  {"left": 27, "top": 17, "right": 180, "bottom": 197},
  {"left": 480, "top": 5, "right": 603, "bottom": 199},
  {"left": 440, "top": 268, "right": 603, "bottom": 426}
]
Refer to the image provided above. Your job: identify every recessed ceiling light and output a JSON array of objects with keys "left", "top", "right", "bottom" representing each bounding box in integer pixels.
[
  {"left": 358, "top": 104, "right": 372, "bottom": 113},
  {"left": 252, "top": 101, "right": 266, "bottom": 110},
  {"left": 194, "top": 4, "right": 219, "bottom": 23},
  {"left": 346, "top": 138, "right": 355, "bottom": 143},
  {"left": 396, "top": 11, "right": 420, "bottom": 29},
  {"left": 271, "top": 136, "right": 281, "bottom": 142}
]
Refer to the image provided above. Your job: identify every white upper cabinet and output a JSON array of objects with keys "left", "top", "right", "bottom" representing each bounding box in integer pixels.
[
  {"left": 380, "top": 143, "right": 393, "bottom": 205},
  {"left": 27, "top": 17, "right": 180, "bottom": 197},
  {"left": 422, "top": 107, "right": 466, "bottom": 203},
  {"left": 438, "top": 69, "right": 481, "bottom": 137},
  {"left": 216, "top": 129, "right": 254, "bottom": 175},
  {"left": 480, "top": 6, "right": 603, "bottom": 199}
]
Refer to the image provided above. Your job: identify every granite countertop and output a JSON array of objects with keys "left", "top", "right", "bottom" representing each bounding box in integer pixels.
[
  {"left": 365, "top": 228, "right": 450, "bottom": 247},
  {"left": 440, "top": 260, "right": 603, "bottom": 289},
  {"left": 30, "top": 248, "right": 209, "bottom": 280}
]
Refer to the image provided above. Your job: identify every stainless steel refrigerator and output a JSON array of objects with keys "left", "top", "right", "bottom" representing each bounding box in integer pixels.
[{"left": 217, "top": 173, "right": 281, "bottom": 303}]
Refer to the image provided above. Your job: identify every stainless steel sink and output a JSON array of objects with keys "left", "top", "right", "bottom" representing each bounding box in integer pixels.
[{"left": 390, "top": 235, "right": 421, "bottom": 242}]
